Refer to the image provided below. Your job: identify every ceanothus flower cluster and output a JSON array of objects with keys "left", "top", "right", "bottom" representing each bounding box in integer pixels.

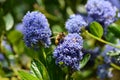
[
  {"left": 85, "top": 0, "right": 117, "bottom": 26},
  {"left": 65, "top": 14, "right": 88, "bottom": 33},
  {"left": 53, "top": 33, "right": 84, "bottom": 70},
  {"left": 22, "top": 11, "right": 52, "bottom": 48},
  {"left": 97, "top": 64, "right": 112, "bottom": 79},
  {"left": 102, "top": 45, "right": 120, "bottom": 65}
]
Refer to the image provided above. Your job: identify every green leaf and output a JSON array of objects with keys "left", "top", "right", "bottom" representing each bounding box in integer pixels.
[
  {"left": 107, "top": 50, "right": 120, "bottom": 56},
  {"left": 36, "top": 0, "right": 45, "bottom": 7},
  {"left": 31, "top": 59, "right": 50, "bottom": 80},
  {"left": 0, "top": 19, "right": 5, "bottom": 36},
  {"left": 7, "top": 30, "right": 23, "bottom": 44},
  {"left": 7, "top": 30, "right": 23, "bottom": 54},
  {"left": 0, "top": 9, "right": 5, "bottom": 36},
  {"left": 3, "top": 13, "right": 14, "bottom": 31},
  {"left": 108, "top": 23, "right": 120, "bottom": 38},
  {"left": 0, "top": 64, "right": 5, "bottom": 77},
  {"left": 105, "top": 30, "right": 117, "bottom": 43},
  {"left": 13, "top": 40, "right": 25, "bottom": 54},
  {"left": 90, "top": 21, "right": 103, "bottom": 38},
  {"left": 18, "top": 70, "right": 39, "bottom": 80},
  {"left": 80, "top": 54, "right": 91, "bottom": 69},
  {"left": 46, "top": 54, "right": 66, "bottom": 80},
  {"left": 72, "top": 70, "right": 93, "bottom": 79},
  {"left": 52, "top": 25, "right": 63, "bottom": 35}
]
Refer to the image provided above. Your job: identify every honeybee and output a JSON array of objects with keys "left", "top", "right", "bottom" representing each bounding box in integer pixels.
[{"left": 55, "top": 32, "right": 66, "bottom": 45}]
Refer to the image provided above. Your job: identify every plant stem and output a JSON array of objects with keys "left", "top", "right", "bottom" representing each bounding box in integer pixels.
[
  {"left": 85, "top": 30, "right": 120, "bottom": 70},
  {"left": 42, "top": 48, "right": 46, "bottom": 61},
  {"left": 85, "top": 30, "right": 120, "bottom": 49},
  {"left": 65, "top": 69, "right": 73, "bottom": 80},
  {"left": 34, "top": 4, "right": 59, "bottom": 21},
  {"left": 110, "top": 63, "right": 120, "bottom": 70},
  {"left": 65, "top": 73, "right": 71, "bottom": 80}
]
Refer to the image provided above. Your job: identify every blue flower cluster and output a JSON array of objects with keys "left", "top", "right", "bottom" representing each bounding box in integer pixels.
[
  {"left": 53, "top": 33, "right": 84, "bottom": 70},
  {"left": 102, "top": 45, "right": 120, "bottom": 65},
  {"left": 102, "top": 46, "right": 114, "bottom": 64},
  {"left": 22, "top": 11, "right": 52, "bottom": 48},
  {"left": 65, "top": 14, "right": 88, "bottom": 33},
  {"left": 97, "top": 64, "right": 112, "bottom": 79},
  {"left": 85, "top": 0, "right": 117, "bottom": 26}
]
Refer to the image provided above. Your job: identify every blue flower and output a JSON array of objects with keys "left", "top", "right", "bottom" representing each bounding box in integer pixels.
[
  {"left": 85, "top": 16, "right": 94, "bottom": 25},
  {"left": 102, "top": 45, "right": 120, "bottom": 65},
  {"left": 102, "top": 45, "right": 114, "bottom": 64},
  {"left": 118, "top": 12, "right": 120, "bottom": 18},
  {"left": 97, "top": 64, "right": 111, "bottom": 79},
  {"left": 15, "top": 23, "right": 24, "bottom": 33},
  {"left": 82, "top": 47, "right": 100, "bottom": 61},
  {"left": 85, "top": 0, "right": 117, "bottom": 26},
  {"left": 65, "top": 14, "right": 88, "bottom": 33},
  {"left": 0, "top": 53, "right": 4, "bottom": 61},
  {"left": 53, "top": 33, "right": 84, "bottom": 70},
  {"left": 22, "top": 11, "right": 52, "bottom": 48},
  {"left": 1, "top": 40, "right": 12, "bottom": 52}
]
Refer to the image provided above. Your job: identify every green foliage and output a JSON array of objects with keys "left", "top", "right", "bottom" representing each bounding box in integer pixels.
[
  {"left": 7, "top": 30, "right": 23, "bottom": 44},
  {"left": 72, "top": 70, "right": 93, "bottom": 80},
  {"left": 90, "top": 21, "right": 103, "bottom": 38},
  {"left": 46, "top": 54, "right": 65, "bottom": 80},
  {"left": 108, "top": 23, "right": 120, "bottom": 38},
  {"left": 18, "top": 70, "right": 39, "bottom": 80},
  {"left": 52, "top": 25, "right": 64, "bottom": 34},
  {"left": 31, "top": 59, "right": 50, "bottom": 80},
  {"left": 107, "top": 50, "right": 120, "bottom": 56},
  {"left": 80, "top": 54, "right": 91, "bottom": 69},
  {"left": 3, "top": 13, "right": 14, "bottom": 31},
  {"left": 36, "top": 0, "right": 45, "bottom": 7},
  {"left": 7, "top": 30, "right": 24, "bottom": 54},
  {"left": 105, "top": 30, "right": 117, "bottom": 43},
  {"left": 0, "top": 9, "right": 5, "bottom": 36}
]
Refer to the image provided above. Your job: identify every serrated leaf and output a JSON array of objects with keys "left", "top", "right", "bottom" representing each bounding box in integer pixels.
[
  {"left": 31, "top": 59, "right": 50, "bottom": 80},
  {"left": 90, "top": 21, "right": 103, "bottom": 38},
  {"left": 3, "top": 13, "right": 14, "bottom": 31},
  {"left": 18, "top": 71, "right": 39, "bottom": 80},
  {"left": 80, "top": 54, "right": 91, "bottom": 69}
]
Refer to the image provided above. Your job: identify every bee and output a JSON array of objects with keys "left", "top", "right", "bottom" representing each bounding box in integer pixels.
[{"left": 55, "top": 32, "right": 65, "bottom": 45}]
